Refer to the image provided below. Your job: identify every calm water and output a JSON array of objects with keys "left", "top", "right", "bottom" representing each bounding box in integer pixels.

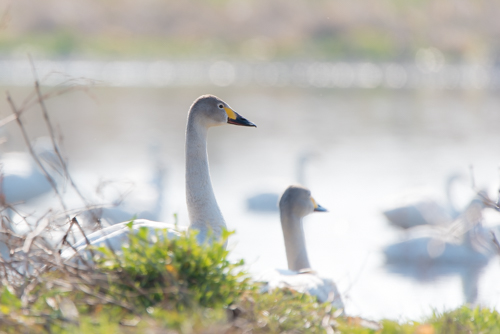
[{"left": 1, "top": 85, "right": 500, "bottom": 320}]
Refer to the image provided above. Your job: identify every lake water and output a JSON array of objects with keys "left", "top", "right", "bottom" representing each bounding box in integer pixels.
[{"left": 1, "top": 84, "right": 500, "bottom": 321}]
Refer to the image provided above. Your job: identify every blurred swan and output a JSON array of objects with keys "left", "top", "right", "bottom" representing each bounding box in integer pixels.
[
  {"left": 63, "top": 95, "right": 256, "bottom": 257},
  {"left": 1, "top": 152, "right": 52, "bottom": 205},
  {"left": 77, "top": 149, "right": 167, "bottom": 226},
  {"left": 383, "top": 174, "right": 468, "bottom": 229},
  {"left": 1, "top": 139, "right": 63, "bottom": 206},
  {"left": 260, "top": 185, "right": 344, "bottom": 309},
  {"left": 1, "top": 138, "right": 64, "bottom": 231},
  {"left": 384, "top": 194, "right": 497, "bottom": 265},
  {"left": 247, "top": 151, "right": 316, "bottom": 212}
]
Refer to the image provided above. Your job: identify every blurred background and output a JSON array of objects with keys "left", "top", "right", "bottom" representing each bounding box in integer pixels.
[{"left": 0, "top": 0, "right": 500, "bottom": 321}]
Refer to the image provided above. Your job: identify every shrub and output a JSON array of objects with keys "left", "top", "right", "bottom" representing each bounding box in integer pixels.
[{"left": 94, "top": 222, "right": 252, "bottom": 310}]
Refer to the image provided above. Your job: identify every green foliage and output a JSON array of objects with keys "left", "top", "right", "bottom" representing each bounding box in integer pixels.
[
  {"left": 234, "top": 288, "right": 338, "bottom": 333},
  {"left": 377, "top": 319, "right": 422, "bottom": 334},
  {"left": 94, "top": 224, "right": 251, "bottom": 310},
  {"left": 428, "top": 306, "right": 500, "bottom": 334},
  {"left": 0, "top": 286, "right": 21, "bottom": 311}
]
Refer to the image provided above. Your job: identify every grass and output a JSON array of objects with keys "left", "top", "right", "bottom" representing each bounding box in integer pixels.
[
  {"left": 0, "top": 223, "right": 498, "bottom": 333},
  {"left": 0, "top": 31, "right": 400, "bottom": 61}
]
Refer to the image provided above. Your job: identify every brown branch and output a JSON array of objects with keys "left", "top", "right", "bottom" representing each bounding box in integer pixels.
[
  {"left": 29, "top": 56, "right": 103, "bottom": 226},
  {"left": 491, "top": 231, "right": 500, "bottom": 254},
  {"left": 6, "top": 92, "right": 69, "bottom": 218}
]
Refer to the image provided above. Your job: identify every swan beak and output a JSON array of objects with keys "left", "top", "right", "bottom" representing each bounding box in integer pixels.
[
  {"left": 311, "top": 197, "right": 328, "bottom": 212},
  {"left": 225, "top": 107, "right": 257, "bottom": 127},
  {"left": 314, "top": 204, "right": 328, "bottom": 212}
]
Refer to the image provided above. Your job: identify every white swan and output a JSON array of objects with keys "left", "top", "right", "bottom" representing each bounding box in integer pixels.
[
  {"left": 64, "top": 95, "right": 256, "bottom": 256},
  {"left": 1, "top": 138, "right": 64, "bottom": 232},
  {"left": 1, "top": 152, "right": 52, "bottom": 205},
  {"left": 260, "top": 185, "right": 344, "bottom": 309},
  {"left": 77, "top": 152, "right": 166, "bottom": 226},
  {"left": 384, "top": 194, "right": 497, "bottom": 265},
  {"left": 1, "top": 138, "right": 63, "bottom": 207},
  {"left": 383, "top": 174, "right": 467, "bottom": 229}
]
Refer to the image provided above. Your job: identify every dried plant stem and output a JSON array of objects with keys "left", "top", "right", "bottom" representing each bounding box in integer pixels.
[{"left": 6, "top": 92, "right": 69, "bottom": 217}]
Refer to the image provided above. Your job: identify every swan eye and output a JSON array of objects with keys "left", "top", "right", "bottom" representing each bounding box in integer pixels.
[{"left": 218, "top": 104, "right": 224, "bottom": 109}]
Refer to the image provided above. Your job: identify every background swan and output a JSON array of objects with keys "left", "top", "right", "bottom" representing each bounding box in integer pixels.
[
  {"left": 1, "top": 138, "right": 64, "bottom": 232},
  {"left": 246, "top": 151, "right": 317, "bottom": 212},
  {"left": 384, "top": 194, "right": 497, "bottom": 265},
  {"left": 1, "top": 138, "right": 62, "bottom": 206},
  {"left": 383, "top": 174, "right": 469, "bottom": 229},
  {"left": 260, "top": 185, "right": 344, "bottom": 309},
  {"left": 76, "top": 150, "right": 167, "bottom": 227},
  {"left": 63, "top": 95, "right": 256, "bottom": 256}
]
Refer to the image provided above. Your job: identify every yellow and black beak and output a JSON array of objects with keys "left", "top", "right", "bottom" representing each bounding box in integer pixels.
[
  {"left": 311, "top": 197, "right": 328, "bottom": 212},
  {"left": 224, "top": 107, "right": 257, "bottom": 127}
]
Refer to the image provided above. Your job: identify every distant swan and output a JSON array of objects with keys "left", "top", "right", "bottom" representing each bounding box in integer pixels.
[
  {"left": 260, "top": 185, "right": 344, "bottom": 309},
  {"left": 1, "top": 138, "right": 62, "bottom": 206},
  {"left": 64, "top": 95, "right": 256, "bottom": 257},
  {"left": 384, "top": 195, "right": 497, "bottom": 265},
  {"left": 77, "top": 153, "right": 166, "bottom": 226},
  {"left": 383, "top": 174, "right": 467, "bottom": 229},
  {"left": 1, "top": 138, "right": 63, "bottom": 232},
  {"left": 247, "top": 151, "right": 317, "bottom": 212}
]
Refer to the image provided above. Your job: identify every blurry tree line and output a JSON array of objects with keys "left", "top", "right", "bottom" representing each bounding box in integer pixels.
[{"left": 0, "top": 0, "right": 498, "bottom": 62}]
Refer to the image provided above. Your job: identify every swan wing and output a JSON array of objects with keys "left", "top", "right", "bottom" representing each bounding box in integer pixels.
[
  {"left": 62, "top": 219, "right": 186, "bottom": 259},
  {"left": 257, "top": 269, "right": 344, "bottom": 309}
]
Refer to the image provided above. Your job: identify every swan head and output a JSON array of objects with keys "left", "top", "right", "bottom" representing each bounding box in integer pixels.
[
  {"left": 279, "top": 185, "right": 327, "bottom": 218},
  {"left": 189, "top": 95, "right": 256, "bottom": 128}
]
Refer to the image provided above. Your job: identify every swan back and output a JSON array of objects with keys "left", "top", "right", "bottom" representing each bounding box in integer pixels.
[
  {"left": 259, "top": 269, "right": 343, "bottom": 307},
  {"left": 62, "top": 219, "right": 186, "bottom": 260}
]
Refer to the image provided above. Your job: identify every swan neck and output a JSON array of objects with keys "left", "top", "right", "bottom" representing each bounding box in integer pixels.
[
  {"left": 185, "top": 119, "right": 225, "bottom": 240},
  {"left": 280, "top": 210, "right": 311, "bottom": 271}
]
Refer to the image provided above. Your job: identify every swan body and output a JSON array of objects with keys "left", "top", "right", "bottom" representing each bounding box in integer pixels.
[
  {"left": 260, "top": 185, "right": 344, "bottom": 309},
  {"left": 384, "top": 233, "right": 491, "bottom": 265},
  {"left": 384, "top": 196, "right": 497, "bottom": 265},
  {"left": 61, "top": 219, "right": 186, "bottom": 258},
  {"left": 260, "top": 268, "right": 342, "bottom": 308},
  {"left": 1, "top": 151, "right": 54, "bottom": 205},
  {"left": 1, "top": 136, "right": 65, "bottom": 206},
  {"left": 65, "top": 95, "right": 255, "bottom": 256},
  {"left": 383, "top": 174, "right": 468, "bottom": 229},
  {"left": 1, "top": 139, "right": 64, "bottom": 234}
]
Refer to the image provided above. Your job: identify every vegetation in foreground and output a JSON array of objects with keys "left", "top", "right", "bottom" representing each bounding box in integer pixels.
[{"left": 0, "top": 224, "right": 498, "bottom": 334}]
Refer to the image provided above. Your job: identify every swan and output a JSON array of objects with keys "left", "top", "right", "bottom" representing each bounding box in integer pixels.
[
  {"left": 1, "top": 151, "right": 52, "bottom": 205},
  {"left": 1, "top": 138, "right": 63, "bottom": 206},
  {"left": 77, "top": 153, "right": 167, "bottom": 226},
  {"left": 63, "top": 94, "right": 256, "bottom": 257},
  {"left": 1, "top": 138, "right": 64, "bottom": 231},
  {"left": 246, "top": 151, "right": 317, "bottom": 212},
  {"left": 383, "top": 174, "right": 467, "bottom": 229},
  {"left": 260, "top": 185, "right": 344, "bottom": 309},
  {"left": 383, "top": 194, "right": 497, "bottom": 265}
]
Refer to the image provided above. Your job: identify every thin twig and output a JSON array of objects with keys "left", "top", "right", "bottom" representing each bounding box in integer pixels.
[
  {"left": 491, "top": 231, "right": 500, "bottom": 253},
  {"left": 29, "top": 56, "right": 103, "bottom": 226},
  {"left": 6, "top": 92, "right": 69, "bottom": 217}
]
